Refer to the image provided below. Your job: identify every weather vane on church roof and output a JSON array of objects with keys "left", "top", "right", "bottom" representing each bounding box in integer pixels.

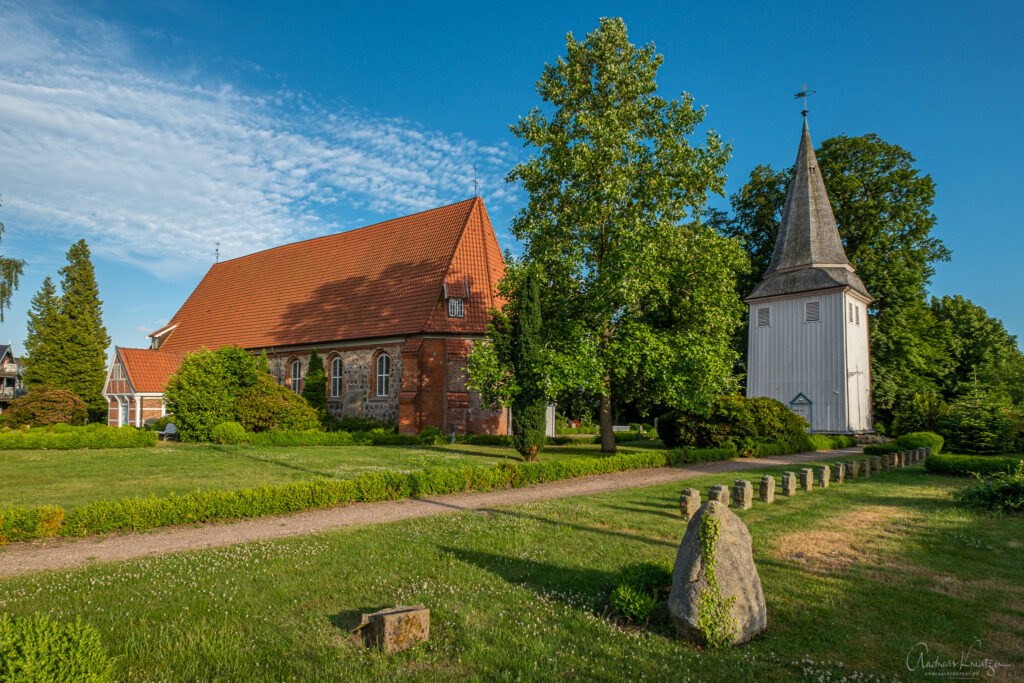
[{"left": 794, "top": 85, "right": 816, "bottom": 117}]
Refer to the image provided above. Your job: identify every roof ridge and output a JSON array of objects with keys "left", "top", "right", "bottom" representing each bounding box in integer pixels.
[
  {"left": 415, "top": 197, "right": 480, "bottom": 331},
  {"left": 215, "top": 197, "right": 480, "bottom": 268}
]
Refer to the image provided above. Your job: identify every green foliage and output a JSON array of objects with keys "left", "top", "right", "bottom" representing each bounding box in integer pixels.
[
  {"left": 696, "top": 511, "right": 738, "bottom": 648},
  {"left": 863, "top": 442, "right": 900, "bottom": 456},
  {"left": 0, "top": 613, "right": 112, "bottom": 681},
  {"left": 895, "top": 431, "right": 944, "bottom": 454},
  {"left": 234, "top": 374, "right": 321, "bottom": 433},
  {"left": 418, "top": 425, "right": 445, "bottom": 445},
  {"left": 210, "top": 421, "right": 247, "bottom": 445},
  {"left": 301, "top": 349, "right": 327, "bottom": 419},
  {"left": 925, "top": 454, "right": 1022, "bottom": 478},
  {"left": 0, "top": 505, "right": 64, "bottom": 544},
  {"left": 510, "top": 268, "right": 547, "bottom": 460},
  {"left": 938, "top": 390, "right": 1022, "bottom": 455},
  {"left": 491, "top": 17, "right": 744, "bottom": 454},
  {"left": 143, "top": 415, "right": 173, "bottom": 432},
  {"left": 609, "top": 561, "right": 673, "bottom": 624},
  {"left": 671, "top": 444, "right": 739, "bottom": 464},
  {"left": 0, "top": 201, "right": 26, "bottom": 323},
  {"left": 0, "top": 425, "right": 156, "bottom": 451},
  {"left": 953, "top": 462, "right": 1024, "bottom": 514},
  {"left": 22, "top": 276, "right": 64, "bottom": 390},
  {"left": 57, "top": 240, "right": 111, "bottom": 421},
  {"left": 326, "top": 415, "right": 395, "bottom": 433},
  {"left": 166, "top": 347, "right": 318, "bottom": 440},
  {"left": 5, "top": 386, "right": 88, "bottom": 427},
  {"left": 660, "top": 395, "right": 807, "bottom": 452},
  {"left": 164, "top": 348, "right": 236, "bottom": 441},
  {"left": 257, "top": 349, "right": 271, "bottom": 374},
  {"left": 890, "top": 392, "right": 948, "bottom": 436}
]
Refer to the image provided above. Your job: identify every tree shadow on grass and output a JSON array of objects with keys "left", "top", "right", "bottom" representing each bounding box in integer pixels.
[
  {"left": 214, "top": 446, "right": 338, "bottom": 479},
  {"left": 483, "top": 508, "right": 678, "bottom": 549}
]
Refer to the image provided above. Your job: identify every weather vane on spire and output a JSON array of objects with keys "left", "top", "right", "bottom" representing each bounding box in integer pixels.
[{"left": 794, "top": 85, "right": 816, "bottom": 117}]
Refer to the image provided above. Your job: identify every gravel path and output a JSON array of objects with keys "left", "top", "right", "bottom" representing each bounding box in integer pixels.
[{"left": 0, "top": 447, "right": 862, "bottom": 578}]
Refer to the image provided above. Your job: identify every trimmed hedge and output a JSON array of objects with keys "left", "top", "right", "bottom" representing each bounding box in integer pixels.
[
  {"left": 0, "top": 431, "right": 852, "bottom": 542},
  {"left": 925, "top": 453, "right": 1022, "bottom": 478},
  {"left": 0, "top": 425, "right": 157, "bottom": 450},
  {"left": 896, "top": 431, "right": 944, "bottom": 454},
  {"left": 0, "top": 613, "right": 112, "bottom": 681},
  {"left": 863, "top": 442, "right": 899, "bottom": 456}
]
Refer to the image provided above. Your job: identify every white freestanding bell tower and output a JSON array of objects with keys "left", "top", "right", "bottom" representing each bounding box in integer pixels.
[{"left": 745, "top": 115, "right": 873, "bottom": 434}]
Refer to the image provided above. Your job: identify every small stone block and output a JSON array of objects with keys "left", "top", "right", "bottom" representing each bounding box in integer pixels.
[
  {"left": 708, "top": 484, "right": 730, "bottom": 506},
  {"left": 816, "top": 465, "right": 830, "bottom": 488},
  {"left": 894, "top": 452, "right": 903, "bottom": 467},
  {"left": 832, "top": 462, "right": 845, "bottom": 483},
  {"left": 860, "top": 460, "right": 871, "bottom": 478},
  {"left": 679, "top": 488, "right": 701, "bottom": 521},
  {"left": 759, "top": 475, "right": 775, "bottom": 503},
  {"left": 355, "top": 605, "right": 430, "bottom": 654},
  {"left": 731, "top": 480, "right": 753, "bottom": 510},
  {"left": 845, "top": 460, "right": 857, "bottom": 479},
  {"left": 881, "top": 453, "right": 892, "bottom": 470},
  {"left": 870, "top": 457, "right": 881, "bottom": 474},
  {"left": 799, "top": 468, "right": 813, "bottom": 491},
  {"left": 781, "top": 471, "right": 797, "bottom": 496}
]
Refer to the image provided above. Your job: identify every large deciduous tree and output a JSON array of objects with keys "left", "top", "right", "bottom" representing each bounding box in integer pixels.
[
  {"left": 719, "top": 133, "right": 951, "bottom": 429},
  {"left": 498, "top": 17, "right": 745, "bottom": 452},
  {"left": 0, "top": 199, "right": 26, "bottom": 323}
]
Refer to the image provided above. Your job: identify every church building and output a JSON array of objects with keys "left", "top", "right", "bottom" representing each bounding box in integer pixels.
[
  {"left": 745, "top": 116, "right": 873, "bottom": 434},
  {"left": 103, "top": 197, "right": 509, "bottom": 435}
]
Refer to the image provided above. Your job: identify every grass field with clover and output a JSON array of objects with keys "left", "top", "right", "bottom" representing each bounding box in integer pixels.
[{"left": 1, "top": 463, "right": 1021, "bottom": 681}]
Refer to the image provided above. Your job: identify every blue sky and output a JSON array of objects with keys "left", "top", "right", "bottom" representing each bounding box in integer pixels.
[{"left": 0, "top": 0, "right": 1021, "bottom": 353}]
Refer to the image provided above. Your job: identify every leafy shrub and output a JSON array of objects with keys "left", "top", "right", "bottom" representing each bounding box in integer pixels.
[
  {"left": 863, "top": 442, "right": 900, "bottom": 456},
  {"left": 0, "top": 425, "right": 156, "bottom": 451},
  {"left": 418, "top": 425, "right": 445, "bottom": 445},
  {"left": 939, "top": 400, "right": 1022, "bottom": 454},
  {"left": 671, "top": 444, "right": 738, "bottom": 464},
  {"left": 143, "top": 415, "right": 173, "bottom": 432},
  {"left": 953, "top": 461, "right": 1024, "bottom": 513},
  {"left": 5, "top": 387, "right": 88, "bottom": 427},
  {"left": 0, "top": 613, "right": 112, "bottom": 681},
  {"left": 609, "top": 561, "right": 673, "bottom": 623},
  {"left": 660, "top": 395, "right": 806, "bottom": 450},
  {"left": 327, "top": 415, "right": 394, "bottom": 433},
  {"left": 925, "top": 454, "right": 1022, "bottom": 478},
  {"left": 300, "top": 348, "right": 328, "bottom": 419},
  {"left": 830, "top": 435, "right": 858, "bottom": 448},
  {"left": 210, "top": 421, "right": 247, "bottom": 445},
  {"left": 459, "top": 434, "right": 511, "bottom": 446},
  {"left": 0, "top": 505, "right": 64, "bottom": 544},
  {"left": 895, "top": 431, "right": 944, "bottom": 455},
  {"left": 890, "top": 392, "right": 948, "bottom": 436},
  {"left": 164, "top": 348, "right": 240, "bottom": 441},
  {"left": 246, "top": 430, "right": 356, "bottom": 447},
  {"left": 234, "top": 374, "right": 320, "bottom": 433}
]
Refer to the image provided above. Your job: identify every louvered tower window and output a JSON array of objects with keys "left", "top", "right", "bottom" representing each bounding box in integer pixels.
[
  {"left": 805, "top": 301, "right": 820, "bottom": 323},
  {"left": 757, "top": 307, "right": 771, "bottom": 327}
]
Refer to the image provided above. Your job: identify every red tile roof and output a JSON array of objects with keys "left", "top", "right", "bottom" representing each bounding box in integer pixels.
[
  {"left": 118, "top": 348, "right": 187, "bottom": 393},
  {"left": 154, "top": 197, "right": 506, "bottom": 352}
]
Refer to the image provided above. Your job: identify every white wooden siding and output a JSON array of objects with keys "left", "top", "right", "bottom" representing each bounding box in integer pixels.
[
  {"left": 746, "top": 291, "right": 851, "bottom": 433},
  {"left": 843, "top": 292, "right": 872, "bottom": 432}
]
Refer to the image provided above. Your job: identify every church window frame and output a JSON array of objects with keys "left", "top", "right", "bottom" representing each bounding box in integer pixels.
[
  {"left": 376, "top": 353, "right": 391, "bottom": 397},
  {"left": 330, "top": 356, "right": 343, "bottom": 398},
  {"left": 290, "top": 359, "right": 303, "bottom": 394},
  {"left": 756, "top": 306, "right": 771, "bottom": 327}
]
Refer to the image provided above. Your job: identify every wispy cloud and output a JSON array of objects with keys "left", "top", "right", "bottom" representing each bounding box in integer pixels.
[{"left": 0, "top": 3, "right": 516, "bottom": 279}]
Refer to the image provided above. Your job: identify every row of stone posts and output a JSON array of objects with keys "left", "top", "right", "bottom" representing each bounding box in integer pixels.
[{"left": 679, "top": 447, "right": 931, "bottom": 520}]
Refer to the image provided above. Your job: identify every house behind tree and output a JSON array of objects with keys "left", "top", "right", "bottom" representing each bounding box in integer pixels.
[{"left": 103, "top": 197, "right": 509, "bottom": 435}]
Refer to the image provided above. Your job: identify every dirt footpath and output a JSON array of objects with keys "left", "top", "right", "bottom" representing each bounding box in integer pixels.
[{"left": 0, "top": 447, "right": 861, "bottom": 578}]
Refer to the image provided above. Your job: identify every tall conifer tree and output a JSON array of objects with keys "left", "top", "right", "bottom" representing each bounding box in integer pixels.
[
  {"left": 510, "top": 269, "right": 546, "bottom": 460},
  {"left": 58, "top": 240, "right": 110, "bottom": 420},
  {"left": 301, "top": 348, "right": 327, "bottom": 419},
  {"left": 23, "top": 276, "right": 64, "bottom": 387}
]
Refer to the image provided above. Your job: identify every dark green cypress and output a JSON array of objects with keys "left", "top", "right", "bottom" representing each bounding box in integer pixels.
[
  {"left": 301, "top": 348, "right": 328, "bottom": 418},
  {"left": 23, "top": 276, "right": 65, "bottom": 388},
  {"left": 57, "top": 240, "right": 110, "bottom": 421},
  {"left": 511, "top": 269, "right": 547, "bottom": 460}
]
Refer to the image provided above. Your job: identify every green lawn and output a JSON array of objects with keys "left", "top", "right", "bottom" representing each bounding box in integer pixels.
[
  {"left": 1, "top": 464, "right": 1020, "bottom": 681},
  {"left": 0, "top": 440, "right": 661, "bottom": 509}
]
